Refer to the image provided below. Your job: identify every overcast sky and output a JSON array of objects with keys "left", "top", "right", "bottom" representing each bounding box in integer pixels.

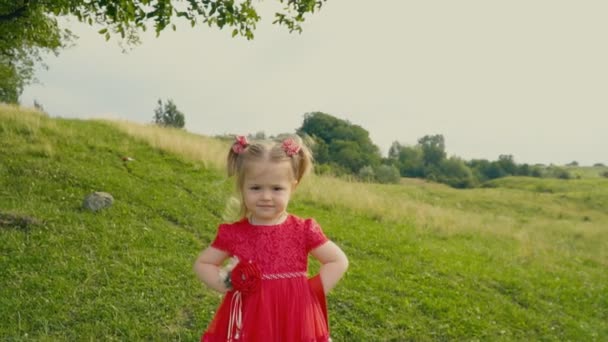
[{"left": 21, "top": 0, "right": 608, "bottom": 166}]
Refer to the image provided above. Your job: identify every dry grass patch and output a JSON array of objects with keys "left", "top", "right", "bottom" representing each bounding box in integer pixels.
[{"left": 106, "top": 120, "right": 229, "bottom": 170}]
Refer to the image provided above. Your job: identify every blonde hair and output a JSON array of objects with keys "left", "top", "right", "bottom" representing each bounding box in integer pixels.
[{"left": 226, "top": 135, "right": 313, "bottom": 219}]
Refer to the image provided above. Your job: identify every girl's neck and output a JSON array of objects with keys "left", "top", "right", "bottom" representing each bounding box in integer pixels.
[{"left": 249, "top": 212, "right": 288, "bottom": 226}]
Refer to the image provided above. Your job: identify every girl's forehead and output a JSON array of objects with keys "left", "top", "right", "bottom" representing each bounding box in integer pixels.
[{"left": 245, "top": 160, "right": 293, "bottom": 181}]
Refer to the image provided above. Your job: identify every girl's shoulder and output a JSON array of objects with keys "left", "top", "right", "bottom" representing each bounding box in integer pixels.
[
  {"left": 290, "top": 213, "right": 318, "bottom": 223},
  {"left": 218, "top": 217, "right": 249, "bottom": 230},
  {"left": 287, "top": 214, "right": 322, "bottom": 230},
  {"left": 285, "top": 213, "right": 306, "bottom": 223}
]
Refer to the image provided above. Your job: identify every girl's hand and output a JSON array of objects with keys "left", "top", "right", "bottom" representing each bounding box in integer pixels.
[
  {"left": 310, "top": 241, "right": 349, "bottom": 293},
  {"left": 193, "top": 246, "right": 231, "bottom": 293}
]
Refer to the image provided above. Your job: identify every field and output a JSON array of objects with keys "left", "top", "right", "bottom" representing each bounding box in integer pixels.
[{"left": 1, "top": 104, "right": 606, "bottom": 341}]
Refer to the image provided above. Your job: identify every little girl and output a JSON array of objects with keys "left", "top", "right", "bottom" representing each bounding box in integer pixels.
[{"left": 194, "top": 135, "right": 349, "bottom": 342}]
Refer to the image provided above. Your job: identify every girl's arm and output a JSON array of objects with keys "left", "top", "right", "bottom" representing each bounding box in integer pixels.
[
  {"left": 193, "top": 246, "right": 231, "bottom": 293},
  {"left": 310, "top": 241, "right": 349, "bottom": 293}
]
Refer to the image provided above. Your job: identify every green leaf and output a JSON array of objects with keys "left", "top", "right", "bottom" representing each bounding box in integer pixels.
[{"left": 232, "top": 29, "right": 238, "bottom": 37}]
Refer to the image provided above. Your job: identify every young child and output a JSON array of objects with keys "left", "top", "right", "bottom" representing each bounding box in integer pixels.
[{"left": 194, "top": 135, "right": 349, "bottom": 342}]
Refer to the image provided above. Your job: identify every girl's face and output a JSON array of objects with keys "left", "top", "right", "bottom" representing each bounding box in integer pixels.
[{"left": 242, "top": 160, "right": 296, "bottom": 225}]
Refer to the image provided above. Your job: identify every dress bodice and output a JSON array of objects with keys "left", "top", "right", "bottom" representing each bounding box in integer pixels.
[{"left": 211, "top": 215, "right": 328, "bottom": 274}]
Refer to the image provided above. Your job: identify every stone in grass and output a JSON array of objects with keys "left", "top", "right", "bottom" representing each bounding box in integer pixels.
[{"left": 83, "top": 192, "right": 114, "bottom": 212}]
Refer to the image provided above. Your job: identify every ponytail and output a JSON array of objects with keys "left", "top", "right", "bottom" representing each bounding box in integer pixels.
[
  {"left": 288, "top": 135, "right": 313, "bottom": 183},
  {"left": 227, "top": 148, "right": 239, "bottom": 177},
  {"left": 227, "top": 135, "right": 249, "bottom": 177}
]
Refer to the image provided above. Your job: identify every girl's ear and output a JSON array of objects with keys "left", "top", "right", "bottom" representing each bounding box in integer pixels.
[{"left": 292, "top": 180, "right": 299, "bottom": 190}]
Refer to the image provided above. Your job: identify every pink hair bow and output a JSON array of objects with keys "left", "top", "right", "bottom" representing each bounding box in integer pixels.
[
  {"left": 282, "top": 138, "right": 301, "bottom": 156},
  {"left": 232, "top": 135, "right": 249, "bottom": 154}
]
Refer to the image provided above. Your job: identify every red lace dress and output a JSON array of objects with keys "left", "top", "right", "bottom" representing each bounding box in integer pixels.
[{"left": 201, "top": 214, "right": 330, "bottom": 342}]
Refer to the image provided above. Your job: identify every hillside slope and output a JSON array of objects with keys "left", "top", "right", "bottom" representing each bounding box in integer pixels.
[
  {"left": 0, "top": 106, "right": 232, "bottom": 340},
  {"left": 1, "top": 105, "right": 607, "bottom": 341}
]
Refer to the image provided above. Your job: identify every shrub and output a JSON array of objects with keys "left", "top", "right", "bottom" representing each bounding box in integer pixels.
[
  {"left": 374, "top": 165, "right": 400, "bottom": 184},
  {"left": 436, "top": 157, "right": 476, "bottom": 188},
  {"left": 358, "top": 165, "right": 375, "bottom": 182}
]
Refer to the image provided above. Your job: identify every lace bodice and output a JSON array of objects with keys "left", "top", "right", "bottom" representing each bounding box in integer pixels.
[{"left": 211, "top": 215, "right": 328, "bottom": 274}]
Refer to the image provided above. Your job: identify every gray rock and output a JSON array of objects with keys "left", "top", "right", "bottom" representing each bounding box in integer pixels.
[{"left": 83, "top": 192, "right": 114, "bottom": 212}]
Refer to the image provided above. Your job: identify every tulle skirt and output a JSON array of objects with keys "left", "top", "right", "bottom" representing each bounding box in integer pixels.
[{"left": 202, "top": 276, "right": 329, "bottom": 342}]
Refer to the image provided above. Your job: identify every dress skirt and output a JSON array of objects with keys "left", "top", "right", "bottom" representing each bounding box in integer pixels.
[{"left": 202, "top": 275, "right": 329, "bottom": 342}]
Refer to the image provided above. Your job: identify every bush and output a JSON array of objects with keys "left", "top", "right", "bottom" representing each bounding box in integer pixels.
[
  {"left": 544, "top": 166, "right": 571, "bottom": 180},
  {"left": 374, "top": 165, "right": 400, "bottom": 184},
  {"left": 436, "top": 157, "right": 476, "bottom": 188},
  {"left": 358, "top": 165, "right": 375, "bottom": 182}
]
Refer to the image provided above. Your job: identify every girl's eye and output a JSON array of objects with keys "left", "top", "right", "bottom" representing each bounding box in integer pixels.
[
  {"left": 250, "top": 186, "right": 260, "bottom": 190},
  {"left": 273, "top": 187, "right": 284, "bottom": 191}
]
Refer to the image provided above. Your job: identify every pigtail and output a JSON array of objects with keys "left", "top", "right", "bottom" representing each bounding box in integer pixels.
[
  {"left": 227, "top": 148, "right": 240, "bottom": 177},
  {"left": 226, "top": 135, "right": 254, "bottom": 220},
  {"left": 294, "top": 137, "right": 313, "bottom": 183},
  {"left": 279, "top": 135, "right": 313, "bottom": 184},
  {"left": 227, "top": 135, "right": 249, "bottom": 177}
]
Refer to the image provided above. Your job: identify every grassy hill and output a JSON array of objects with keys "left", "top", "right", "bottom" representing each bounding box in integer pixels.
[{"left": 1, "top": 104, "right": 606, "bottom": 341}]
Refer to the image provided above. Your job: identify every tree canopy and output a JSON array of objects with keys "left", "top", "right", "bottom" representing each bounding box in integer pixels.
[
  {"left": 153, "top": 98, "right": 185, "bottom": 128},
  {"left": 0, "top": 1, "right": 71, "bottom": 103},
  {"left": 0, "top": 0, "right": 326, "bottom": 103},
  {"left": 297, "top": 111, "right": 381, "bottom": 174}
]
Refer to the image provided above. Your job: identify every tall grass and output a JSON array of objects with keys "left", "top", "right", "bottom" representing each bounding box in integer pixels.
[{"left": 108, "top": 120, "right": 229, "bottom": 171}]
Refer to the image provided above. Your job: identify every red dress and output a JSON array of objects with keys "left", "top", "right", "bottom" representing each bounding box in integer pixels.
[{"left": 202, "top": 214, "right": 331, "bottom": 342}]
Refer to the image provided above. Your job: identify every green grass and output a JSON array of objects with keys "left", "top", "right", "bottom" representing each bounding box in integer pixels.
[
  {"left": 1, "top": 104, "right": 607, "bottom": 341},
  {"left": 1, "top": 106, "right": 230, "bottom": 340},
  {"left": 566, "top": 166, "right": 608, "bottom": 179}
]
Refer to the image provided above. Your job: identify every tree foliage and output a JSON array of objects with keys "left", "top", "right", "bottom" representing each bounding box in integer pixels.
[
  {"left": 297, "top": 112, "right": 381, "bottom": 174},
  {"left": 153, "top": 99, "right": 185, "bottom": 128},
  {"left": 435, "top": 157, "right": 475, "bottom": 188},
  {"left": 294, "top": 114, "right": 579, "bottom": 188},
  {"left": 0, "top": 1, "right": 72, "bottom": 103},
  {"left": 387, "top": 136, "right": 552, "bottom": 188},
  {"left": 0, "top": 0, "right": 326, "bottom": 103},
  {"left": 388, "top": 141, "right": 424, "bottom": 178},
  {"left": 418, "top": 134, "right": 446, "bottom": 167}
]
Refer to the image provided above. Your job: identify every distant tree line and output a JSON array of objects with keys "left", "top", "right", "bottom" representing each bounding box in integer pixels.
[
  {"left": 189, "top": 110, "right": 596, "bottom": 187},
  {"left": 296, "top": 112, "right": 577, "bottom": 188}
]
